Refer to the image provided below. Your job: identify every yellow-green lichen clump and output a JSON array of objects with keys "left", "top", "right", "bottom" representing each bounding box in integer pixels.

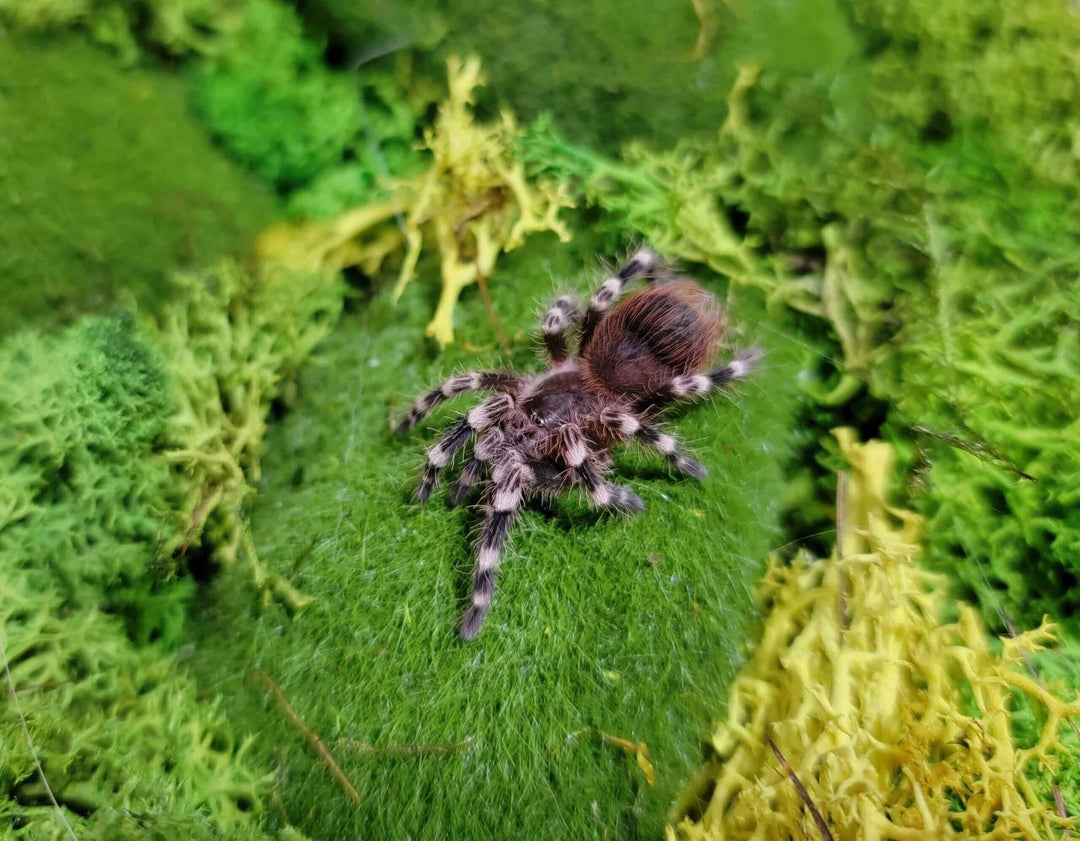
[{"left": 669, "top": 429, "right": 1079, "bottom": 840}]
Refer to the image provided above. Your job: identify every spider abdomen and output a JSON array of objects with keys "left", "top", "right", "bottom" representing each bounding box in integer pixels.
[{"left": 582, "top": 280, "right": 723, "bottom": 399}]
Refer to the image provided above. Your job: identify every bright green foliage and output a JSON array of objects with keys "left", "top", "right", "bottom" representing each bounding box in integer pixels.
[
  {"left": 151, "top": 261, "right": 345, "bottom": 580},
  {"left": 0, "top": 253, "right": 346, "bottom": 837},
  {"left": 0, "top": 0, "right": 246, "bottom": 61},
  {"left": 191, "top": 0, "right": 360, "bottom": 190},
  {"left": 0, "top": 316, "right": 273, "bottom": 839},
  {"left": 185, "top": 229, "right": 805, "bottom": 840},
  {"left": 286, "top": 75, "right": 429, "bottom": 220},
  {"left": 524, "top": 0, "right": 1080, "bottom": 632},
  {"left": 190, "top": 0, "right": 425, "bottom": 199},
  {"left": 0, "top": 34, "right": 279, "bottom": 336},
  {"left": 191, "top": 0, "right": 427, "bottom": 201},
  {"left": 0, "top": 315, "right": 178, "bottom": 610}
]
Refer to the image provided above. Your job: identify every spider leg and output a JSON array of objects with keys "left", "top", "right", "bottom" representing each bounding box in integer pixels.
[
  {"left": 449, "top": 455, "right": 484, "bottom": 506},
  {"left": 540, "top": 296, "right": 583, "bottom": 364},
  {"left": 596, "top": 409, "right": 708, "bottom": 479},
  {"left": 414, "top": 417, "right": 474, "bottom": 502},
  {"left": 632, "top": 348, "right": 762, "bottom": 414},
  {"left": 461, "top": 459, "right": 532, "bottom": 639},
  {"left": 578, "top": 248, "right": 659, "bottom": 354},
  {"left": 414, "top": 393, "right": 515, "bottom": 502},
  {"left": 396, "top": 371, "right": 519, "bottom": 431},
  {"left": 576, "top": 458, "right": 645, "bottom": 514}
]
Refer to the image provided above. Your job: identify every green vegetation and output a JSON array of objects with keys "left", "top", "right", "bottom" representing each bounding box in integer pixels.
[
  {"left": 186, "top": 228, "right": 805, "bottom": 840},
  {"left": 0, "top": 0, "right": 245, "bottom": 61},
  {"left": 4, "top": 0, "right": 1080, "bottom": 836},
  {"left": 0, "top": 257, "right": 343, "bottom": 837},
  {"left": 0, "top": 315, "right": 274, "bottom": 839},
  {"left": 0, "top": 34, "right": 279, "bottom": 335},
  {"left": 192, "top": 0, "right": 426, "bottom": 203},
  {"left": 298, "top": 0, "right": 856, "bottom": 153}
]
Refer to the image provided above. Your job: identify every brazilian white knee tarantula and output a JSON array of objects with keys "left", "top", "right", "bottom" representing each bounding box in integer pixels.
[{"left": 396, "top": 249, "right": 760, "bottom": 639}]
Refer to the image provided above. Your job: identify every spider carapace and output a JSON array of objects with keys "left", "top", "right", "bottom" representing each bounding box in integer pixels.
[{"left": 396, "top": 250, "right": 760, "bottom": 639}]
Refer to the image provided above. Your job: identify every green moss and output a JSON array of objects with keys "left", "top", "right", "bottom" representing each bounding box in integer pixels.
[
  {"left": 191, "top": 0, "right": 426, "bottom": 198},
  {"left": 191, "top": 0, "right": 360, "bottom": 191},
  {"left": 0, "top": 33, "right": 279, "bottom": 336},
  {"left": 0, "top": 0, "right": 246, "bottom": 61},
  {"left": 0, "top": 315, "right": 274, "bottom": 839},
  {"left": 299, "top": 0, "right": 856, "bottom": 154},
  {"left": 185, "top": 228, "right": 805, "bottom": 839}
]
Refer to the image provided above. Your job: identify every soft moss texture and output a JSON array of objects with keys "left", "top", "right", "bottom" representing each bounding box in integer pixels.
[
  {"left": 191, "top": 0, "right": 426, "bottom": 199},
  {"left": 0, "top": 258, "right": 345, "bottom": 837},
  {"left": 259, "top": 55, "right": 574, "bottom": 347},
  {"left": 671, "top": 431, "right": 1078, "bottom": 839},
  {"left": 0, "top": 0, "right": 245, "bottom": 61},
  {"left": 0, "top": 315, "right": 274, "bottom": 839},
  {"left": 186, "top": 229, "right": 804, "bottom": 839},
  {"left": 0, "top": 34, "right": 279, "bottom": 336}
]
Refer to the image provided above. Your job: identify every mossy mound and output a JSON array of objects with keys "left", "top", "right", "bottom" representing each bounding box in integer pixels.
[
  {"left": 0, "top": 33, "right": 278, "bottom": 335},
  {"left": 0, "top": 314, "right": 274, "bottom": 839},
  {"left": 186, "top": 230, "right": 805, "bottom": 839}
]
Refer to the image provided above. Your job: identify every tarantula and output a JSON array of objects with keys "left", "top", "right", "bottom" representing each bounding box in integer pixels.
[{"left": 396, "top": 250, "right": 760, "bottom": 639}]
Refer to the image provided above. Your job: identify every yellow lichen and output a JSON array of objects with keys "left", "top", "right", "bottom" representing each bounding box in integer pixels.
[
  {"left": 668, "top": 429, "right": 1079, "bottom": 840},
  {"left": 258, "top": 55, "right": 573, "bottom": 347}
]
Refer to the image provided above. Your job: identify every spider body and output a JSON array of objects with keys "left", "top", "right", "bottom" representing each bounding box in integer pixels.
[{"left": 397, "top": 250, "right": 760, "bottom": 639}]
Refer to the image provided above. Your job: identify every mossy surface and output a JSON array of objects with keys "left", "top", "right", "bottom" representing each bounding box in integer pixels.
[
  {"left": 186, "top": 229, "right": 805, "bottom": 839},
  {"left": 0, "top": 314, "right": 274, "bottom": 839},
  {"left": 0, "top": 33, "right": 278, "bottom": 335}
]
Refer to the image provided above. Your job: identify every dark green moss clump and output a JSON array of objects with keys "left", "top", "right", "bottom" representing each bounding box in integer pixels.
[{"left": 0, "top": 34, "right": 279, "bottom": 336}]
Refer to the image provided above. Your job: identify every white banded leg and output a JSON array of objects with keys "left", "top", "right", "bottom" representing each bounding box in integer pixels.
[
  {"left": 632, "top": 348, "right": 762, "bottom": 413},
  {"left": 576, "top": 459, "right": 644, "bottom": 514},
  {"left": 414, "top": 417, "right": 474, "bottom": 502},
  {"left": 449, "top": 456, "right": 484, "bottom": 506},
  {"left": 541, "top": 296, "right": 583, "bottom": 364},
  {"left": 578, "top": 248, "right": 659, "bottom": 353},
  {"left": 596, "top": 408, "right": 707, "bottom": 479},
  {"left": 636, "top": 423, "right": 708, "bottom": 479},
  {"left": 397, "top": 371, "right": 518, "bottom": 431},
  {"left": 460, "top": 459, "right": 533, "bottom": 639},
  {"left": 414, "top": 393, "right": 515, "bottom": 502}
]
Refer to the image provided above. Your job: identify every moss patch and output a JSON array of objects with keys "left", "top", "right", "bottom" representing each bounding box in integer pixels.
[
  {"left": 0, "top": 33, "right": 279, "bottom": 335},
  {"left": 186, "top": 229, "right": 805, "bottom": 839}
]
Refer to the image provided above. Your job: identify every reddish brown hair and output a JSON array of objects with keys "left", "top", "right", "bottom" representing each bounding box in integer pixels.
[{"left": 581, "top": 280, "right": 724, "bottom": 400}]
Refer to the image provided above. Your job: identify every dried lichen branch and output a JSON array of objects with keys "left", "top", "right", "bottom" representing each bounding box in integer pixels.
[
  {"left": 668, "top": 428, "right": 1080, "bottom": 841},
  {"left": 258, "top": 55, "right": 573, "bottom": 348}
]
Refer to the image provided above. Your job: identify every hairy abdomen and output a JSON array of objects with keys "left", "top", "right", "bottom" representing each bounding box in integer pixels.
[{"left": 582, "top": 281, "right": 723, "bottom": 398}]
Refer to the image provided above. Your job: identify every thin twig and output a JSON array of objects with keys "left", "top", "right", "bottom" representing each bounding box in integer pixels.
[
  {"left": 250, "top": 670, "right": 360, "bottom": 808},
  {"left": 767, "top": 736, "right": 833, "bottom": 841},
  {"left": 1, "top": 627, "right": 80, "bottom": 840},
  {"left": 1054, "top": 785, "right": 1071, "bottom": 841},
  {"left": 338, "top": 735, "right": 474, "bottom": 757},
  {"left": 474, "top": 271, "right": 511, "bottom": 353}
]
